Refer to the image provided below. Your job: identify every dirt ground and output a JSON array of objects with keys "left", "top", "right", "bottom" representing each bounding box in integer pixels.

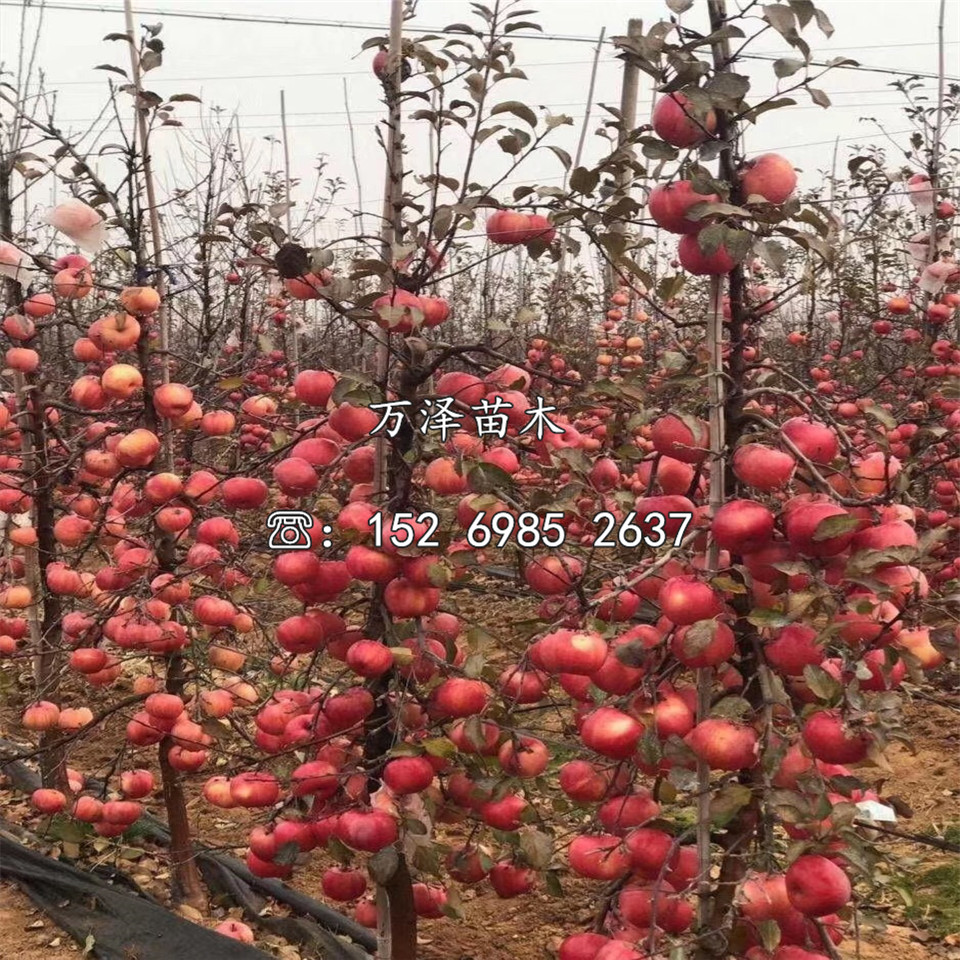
[
  {"left": 0, "top": 884, "right": 81, "bottom": 959},
  {"left": 1, "top": 694, "right": 957, "bottom": 960}
]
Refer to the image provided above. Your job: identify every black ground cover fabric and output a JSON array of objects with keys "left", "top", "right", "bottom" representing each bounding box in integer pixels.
[
  {"left": 0, "top": 832, "right": 273, "bottom": 960},
  {"left": 0, "top": 741, "right": 375, "bottom": 958}
]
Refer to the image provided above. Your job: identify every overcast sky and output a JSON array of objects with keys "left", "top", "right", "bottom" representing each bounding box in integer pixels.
[{"left": 1, "top": 0, "right": 958, "bottom": 245}]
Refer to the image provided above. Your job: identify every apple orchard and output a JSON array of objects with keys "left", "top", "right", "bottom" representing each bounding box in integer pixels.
[{"left": 0, "top": 1, "right": 958, "bottom": 959}]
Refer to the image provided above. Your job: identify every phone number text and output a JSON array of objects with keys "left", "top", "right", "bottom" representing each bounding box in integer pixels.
[{"left": 368, "top": 510, "right": 694, "bottom": 550}]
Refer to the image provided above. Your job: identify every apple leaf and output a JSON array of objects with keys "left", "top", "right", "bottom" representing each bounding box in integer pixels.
[
  {"left": 273, "top": 841, "right": 301, "bottom": 866},
  {"left": 774, "top": 58, "right": 804, "bottom": 78},
  {"left": 803, "top": 664, "right": 842, "bottom": 701},
  {"left": 712, "top": 696, "right": 752, "bottom": 719},
  {"left": 519, "top": 828, "right": 553, "bottom": 870},
  {"left": 709, "top": 782, "right": 752, "bottom": 826},
  {"left": 812, "top": 513, "right": 859, "bottom": 542},
  {"left": 763, "top": 4, "right": 797, "bottom": 40},
  {"left": 466, "top": 462, "right": 512, "bottom": 494},
  {"left": 747, "top": 608, "right": 792, "bottom": 629},
  {"left": 462, "top": 715, "right": 489, "bottom": 752},
  {"left": 462, "top": 652, "right": 485, "bottom": 679},
  {"left": 813, "top": 6, "right": 835, "bottom": 37},
  {"left": 422, "top": 737, "right": 457, "bottom": 759},
  {"left": 491, "top": 100, "right": 538, "bottom": 127},
  {"left": 787, "top": 0, "right": 815, "bottom": 26},
  {"left": 544, "top": 870, "right": 564, "bottom": 897},
  {"left": 758, "top": 919, "right": 781, "bottom": 951},
  {"left": 368, "top": 846, "right": 400, "bottom": 884},
  {"left": 569, "top": 166, "right": 600, "bottom": 195}
]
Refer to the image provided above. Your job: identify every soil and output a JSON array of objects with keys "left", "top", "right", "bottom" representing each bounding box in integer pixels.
[
  {"left": 0, "top": 883, "right": 81, "bottom": 959},
  {"left": 1, "top": 681, "right": 957, "bottom": 959}
]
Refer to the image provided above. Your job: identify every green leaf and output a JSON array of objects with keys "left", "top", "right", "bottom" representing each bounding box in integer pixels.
[
  {"left": 546, "top": 144, "right": 571, "bottom": 169},
  {"left": 368, "top": 846, "right": 400, "bottom": 884},
  {"left": 422, "top": 737, "right": 457, "bottom": 759},
  {"left": 412, "top": 842, "right": 441, "bottom": 876},
  {"left": 807, "top": 86, "right": 831, "bottom": 108},
  {"left": 462, "top": 652, "right": 485, "bottom": 679},
  {"left": 640, "top": 137, "right": 679, "bottom": 161},
  {"left": 274, "top": 841, "right": 301, "bottom": 866},
  {"left": 440, "top": 884, "right": 464, "bottom": 918},
  {"left": 747, "top": 608, "right": 791, "bottom": 629},
  {"left": 774, "top": 58, "right": 805, "bottom": 78},
  {"left": 721, "top": 226, "right": 755, "bottom": 262},
  {"left": 758, "top": 918, "right": 781, "bottom": 951},
  {"left": 709, "top": 782, "right": 752, "bottom": 826},
  {"left": 703, "top": 72, "right": 750, "bottom": 108},
  {"left": 864, "top": 406, "right": 897, "bottom": 430},
  {"left": 656, "top": 274, "right": 686, "bottom": 302},
  {"left": 140, "top": 49, "right": 162, "bottom": 74},
  {"left": 812, "top": 513, "right": 859, "bottom": 542},
  {"left": 711, "top": 574, "right": 748, "bottom": 594},
  {"left": 462, "top": 715, "right": 489, "bottom": 752},
  {"left": 491, "top": 100, "right": 538, "bottom": 127},
  {"left": 47, "top": 815, "right": 88, "bottom": 843},
  {"left": 167, "top": 93, "right": 201, "bottom": 103},
  {"left": 545, "top": 114, "right": 573, "bottom": 131},
  {"left": 503, "top": 20, "right": 543, "bottom": 34},
  {"left": 787, "top": 0, "right": 815, "bottom": 27},
  {"left": 467, "top": 461, "right": 512, "bottom": 494},
  {"left": 754, "top": 239, "right": 789, "bottom": 272},
  {"left": 465, "top": 72, "right": 486, "bottom": 102},
  {"left": 814, "top": 6, "right": 835, "bottom": 37},
  {"left": 763, "top": 4, "right": 797, "bottom": 39},
  {"left": 519, "top": 828, "right": 554, "bottom": 870},
  {"left": 689, "top": 201, "right": 751, "bottom": 220},
  {"left": 803, "top": 664, "right": 842, "bottom": 701},
  {"left": 660, "top": 350, "right": 688, "bottom": 373},
  {"left": 569, "top": 166, "right": 600, "bottom": 195},
  {"left": 712, "top": 696, "right": 753, "bottom": 719},
  {"left": 893, "top": 883, "right": 914, "bottom": 908},
  {"left": 466, "top": 626, "right": 496, "bottom": 650},
  {"left": 498, "top": 134, "right": 523, "bottom": 155},
  {"left": 544, "top": 870, "right": 564, "bottom": 897},
  {"left": 667, "top": 0, "right": 694, "bottom": 11},
  {"left": 698, "top": 223, "right": 726, "bottom": 256}
]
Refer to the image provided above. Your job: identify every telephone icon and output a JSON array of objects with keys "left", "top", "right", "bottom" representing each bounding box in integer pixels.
[{"left": 266, "top": 511, "right": 313, "bottom": 551}]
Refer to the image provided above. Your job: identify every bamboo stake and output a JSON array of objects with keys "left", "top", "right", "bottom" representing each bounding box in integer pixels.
[
  {"left": 550, "top": 28, "right": 604, "bottom": 334},
  {"left": 696, "top": 275, "right": 727, "bottom": 934},
  {"left": 605, "top": 18, "right": 642, "bottom": 299},
  {"left": 697, "top": 0, "right": 733, "bottom": 937},
  {"left": 924, "top": 0, "right": 947, "bottom": 337},
  {"left": 343, "top": 76, "right": 365, "bottom": 238},
  {"left": 280, "top": 89, "right": 300, "bottom": 382}
]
